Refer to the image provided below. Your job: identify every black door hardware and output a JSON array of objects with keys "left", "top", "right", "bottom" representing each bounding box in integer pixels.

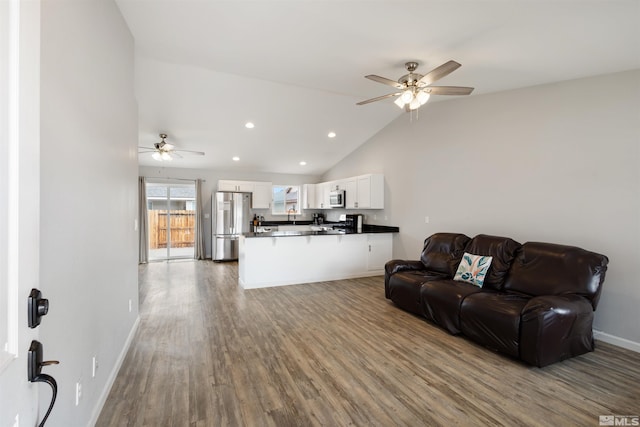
[
  {"left": 28, "top": 340, "right": 59, "bottom": 427},
  {"left": 28, "top": 288, "right": 49, "bottom": 328}
]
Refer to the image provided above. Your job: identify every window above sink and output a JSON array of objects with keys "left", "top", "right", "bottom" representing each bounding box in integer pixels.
[{"left": 272, "top": 185, "right": 301, "bottom": 215}]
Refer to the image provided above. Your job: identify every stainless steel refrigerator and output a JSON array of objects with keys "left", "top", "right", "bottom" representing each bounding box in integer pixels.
[{"left": 212, "top": 192, "right": 252, "bottom": 261}]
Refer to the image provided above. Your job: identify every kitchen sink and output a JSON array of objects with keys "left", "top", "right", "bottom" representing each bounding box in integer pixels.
[{"left": 309, "top": 226, "right": 334, "bottom": 231}]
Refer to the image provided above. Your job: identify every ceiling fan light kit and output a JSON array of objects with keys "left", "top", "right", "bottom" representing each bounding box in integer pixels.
[
  {"left": 138, "top": 133, "right": 205, "bottom": 162},
  {"left": 152, "top": 151, "right": 172, "bottom": 161},
  {"left": 357, "top": 60, "right": 474, "bottom": 112}
]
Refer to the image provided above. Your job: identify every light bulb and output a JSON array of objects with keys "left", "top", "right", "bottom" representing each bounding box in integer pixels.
[
  {"left": 417, "top": 90, "right": 430, "bottom": 105},
  {"left": 401, "top": 90, "right": 414, "bottom": 104},
  {"left": 394, "top": 96, "right": 405, "bottom": 109},
  {"left": 161, "top": 152, "right": 172, "bottom": 161},
  {"left": 152, "top": 152, "right": 162, "bottom": 161},
  {"left": 409, "top": 98, "right": 421, "bottom": 110}
]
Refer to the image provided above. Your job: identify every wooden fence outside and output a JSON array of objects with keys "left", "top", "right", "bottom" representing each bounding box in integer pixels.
[{"left": 148, "top": 210, "right": 195, "bottom": 249}]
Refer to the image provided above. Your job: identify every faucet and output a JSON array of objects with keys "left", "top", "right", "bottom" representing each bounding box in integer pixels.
[{"left": 287, "top": 208, "right": 296, "bottom": 224}]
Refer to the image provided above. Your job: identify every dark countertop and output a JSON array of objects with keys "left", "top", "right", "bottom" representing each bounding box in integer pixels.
[
  {"left": 257, "top": 220, "right": 312, "bottom": 226},
  {"left": 243, "top": 224, "right": 399, "bottom": 238}
]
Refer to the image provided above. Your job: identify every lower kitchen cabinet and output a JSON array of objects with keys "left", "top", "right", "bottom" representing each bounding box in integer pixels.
[
  {"left": 367, "top": 233, "right": 392, "bottom": 271},
  {"left": 239, "top": 232, "right": 393, "bottom": 288}
]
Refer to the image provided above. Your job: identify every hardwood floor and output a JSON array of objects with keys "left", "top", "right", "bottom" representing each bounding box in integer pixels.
[{"left": 96, "top": 260, "right": 640, "bottom": 426}]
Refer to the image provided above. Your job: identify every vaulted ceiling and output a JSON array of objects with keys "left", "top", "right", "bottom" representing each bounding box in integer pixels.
[{"left": 116, "top": 0, "right": 640, "bottom": 175}]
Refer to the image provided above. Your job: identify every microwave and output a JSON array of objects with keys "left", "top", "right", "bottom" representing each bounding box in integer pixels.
[{"left": 329, "top": 190, "right": 345, "bottom": 208}]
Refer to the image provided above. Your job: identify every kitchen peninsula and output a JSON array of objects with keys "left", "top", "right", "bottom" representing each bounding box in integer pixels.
[{"left": 238, "top": 224, "right": 399, "bottom": 289}]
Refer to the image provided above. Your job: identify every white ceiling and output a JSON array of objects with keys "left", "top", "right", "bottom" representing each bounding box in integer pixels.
[{"left": 117, "top": 0, "right": 640, "bottom": 175}]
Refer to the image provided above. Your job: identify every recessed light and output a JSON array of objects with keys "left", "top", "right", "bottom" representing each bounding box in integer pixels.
[
  {"left": 328, "top": 131, "right": 336, "bottom": 138},
  {"left": 245, "top": 122, "right": 255, "bottom": 129},
  {"left": 299, "top": 161, "right": 307, "bottom": 166},
  {"left": 232, "top": 156, "right": 240, "bottom": 161}
]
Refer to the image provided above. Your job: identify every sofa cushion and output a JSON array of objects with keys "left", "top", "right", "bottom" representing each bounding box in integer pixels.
[
  {"left": 420, "top": 233, "right": 471, "bottom": 276},
  {"left": 388, "top": 270, "right": 449, "bottom": 316},
  {"left": 463, "top": 234, "right": 521, "bottom": 290},
  {"left": 420, "top": 279, "right": 483, "bottom": 334},
  {"left": 453, "top": 252, "right": 493, "bottom": 287},
  {"left": 460, "top": 292, "right": 531, "bottom": 357},
  {"left": 504, "top": 242, "right": 609, "bottom": 310}
]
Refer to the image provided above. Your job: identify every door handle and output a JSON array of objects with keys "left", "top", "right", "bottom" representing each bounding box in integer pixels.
[{"left": 28, "top": 340, "right": 59, "bottom": 426}]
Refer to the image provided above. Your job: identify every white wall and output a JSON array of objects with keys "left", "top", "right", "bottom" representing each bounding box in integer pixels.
[
  {"left": 139, "top": 166, "right": 320, "bottom": 258},
  {"left": 39, "top": 1, "right": 139, "bottom": 425},
  {"left": 323, "top": 70, "right": 640, "bottom": 348}
]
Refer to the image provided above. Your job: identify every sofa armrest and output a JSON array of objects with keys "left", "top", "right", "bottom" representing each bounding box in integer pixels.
[
  {"left": 384, "top": 260, "right": 424, "bottom": 298},
  {"left": 385, "top": 260, "right": 424, "bottom": 276},
  {"left": 519, "top": 295, "right": 595, "bottom": 367}
]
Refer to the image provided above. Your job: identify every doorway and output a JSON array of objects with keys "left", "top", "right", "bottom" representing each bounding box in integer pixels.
[{"left": 146, "top": 181, "right": 196, "bottom": 260}]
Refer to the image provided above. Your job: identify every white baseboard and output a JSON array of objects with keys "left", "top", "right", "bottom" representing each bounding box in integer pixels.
[
  {"left": 594, "top": 329, "right": 640, "bottom": 353},
  {"left": 88, "top": 316, "right": 140, "bottom": 426}
]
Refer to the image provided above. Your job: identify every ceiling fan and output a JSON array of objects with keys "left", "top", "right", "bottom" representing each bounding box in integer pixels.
[
  {"left": 357, "top": 60, "right": 474, "bottom": 111},
  {"left": 138, "top": 133, "right": 205, "bottom": 161}
]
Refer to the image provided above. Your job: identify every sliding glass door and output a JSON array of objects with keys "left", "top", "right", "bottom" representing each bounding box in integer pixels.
[{"left": 146, "top": 181, "right": 196, "bottom": 260}]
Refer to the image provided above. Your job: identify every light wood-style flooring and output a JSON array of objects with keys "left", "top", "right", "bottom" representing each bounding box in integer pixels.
[{"left": 97, "top": 260, "right": 640, "bottom": 426}]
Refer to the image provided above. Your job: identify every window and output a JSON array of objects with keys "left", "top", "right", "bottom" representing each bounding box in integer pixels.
[{"left": 272, "top": 185, "right": 300, "bottom": 215}]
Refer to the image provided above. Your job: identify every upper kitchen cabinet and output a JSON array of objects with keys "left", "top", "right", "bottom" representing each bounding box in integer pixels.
[
  {"left": 302, "top": 184, "right": 318, "bottom": 210},
  {"left": 218, "top": 180, "right": 272, "bottom": 209},
  {"left": 345, "top": 174, "right": 384, "bottom": 209},
  {"left": 218, "top": 180, "right": 254, "bottom": 192},
  {"left": 315, "top": 182, "right": 332, "bottom": 209},
  {"left": 306, "top": 174, "right": 384, "bottom": 210},
  {"left": 252, "top": 182, "right": 272, "bottom": 209}
]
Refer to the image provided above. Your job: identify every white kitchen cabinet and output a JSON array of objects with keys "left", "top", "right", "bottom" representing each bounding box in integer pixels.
[
  {"left": 315, "top": 182, "right": 332, "bottom": 209},
  {"left": 343, "top": 177, "right": 358, "bottom": 209},
  {"left": 302, "top": 184, "right": 317, "bottom": 209},
  {"left": 218, "top": 180, "right": 254, "bottom": 192},
  {"left": 239, "top": 232, "right": 393, "bottom": 288},
  {"left": 330, "top": 180, "right": 345, "bottom": 191},
  {"left": 252, "top": 182, "right": 272, "bottom": 209},
  {"left": 306, "top": 173, "right": 384, "bottom": 210},
  {"left": 218, "top": 180, "right": 272, "bottom": 209},
  {"left": 367, "top": 233, "right": 393, "bottom": 270},
  {"left": 344, "top": 174, "right": 384, "bottom": 209}
]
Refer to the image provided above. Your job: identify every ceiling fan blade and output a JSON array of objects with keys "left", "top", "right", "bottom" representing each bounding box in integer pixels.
[
  {"left": 425, "top": 86, "right": 474, "bottom": 95},
  {"left": 356, "top": 92, "right": 401, "bottom": 105},
  {"left": 174, "top": 149, "right": 205, "bottom": 156},
  {"left": 417, "top": 60, "right": 461, "bottom": 86},
  {"left": 365, "top": 75, "right": 404, "bottom": 89}
]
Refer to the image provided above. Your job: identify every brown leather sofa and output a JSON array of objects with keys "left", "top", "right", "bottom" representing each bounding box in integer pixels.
[{"left": 385, "top": 233, "right": 609, "bottom": 367}]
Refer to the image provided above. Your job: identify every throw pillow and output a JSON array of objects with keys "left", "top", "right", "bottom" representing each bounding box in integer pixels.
[{"left": 454, "top": 252, "right": 493, "bottom": 287}]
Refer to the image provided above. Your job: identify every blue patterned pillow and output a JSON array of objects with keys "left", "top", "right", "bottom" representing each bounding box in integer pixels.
[{"left": 454, "top": 252, "right": 493, "bottom": 287}]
